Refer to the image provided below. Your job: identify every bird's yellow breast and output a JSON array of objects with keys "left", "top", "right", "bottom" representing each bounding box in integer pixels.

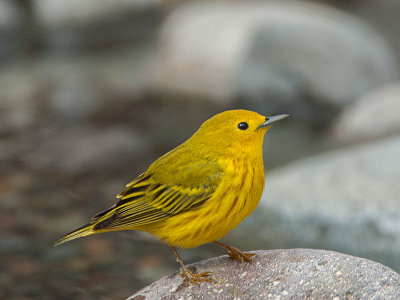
[{"left": 143, "top": 156, "right": 265, "bottom": 248}]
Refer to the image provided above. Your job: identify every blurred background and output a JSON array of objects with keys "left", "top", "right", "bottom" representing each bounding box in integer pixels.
[{"left": 1, "top": 0, "right": 400, "bottom": 299}]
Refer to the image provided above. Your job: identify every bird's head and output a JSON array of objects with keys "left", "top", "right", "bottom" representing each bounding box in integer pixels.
[{"left": 191, "top": 110, "right": 288, "bottom": 157}]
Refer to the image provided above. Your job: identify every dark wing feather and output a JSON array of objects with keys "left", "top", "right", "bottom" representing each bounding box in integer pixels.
[{"left": 92, "top": 157, "right": 223, "bottom": 230}]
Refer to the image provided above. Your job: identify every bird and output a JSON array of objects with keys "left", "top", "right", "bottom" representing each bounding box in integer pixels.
[{"left": 55, "top": 109, "right": 289, "bottom": 285}]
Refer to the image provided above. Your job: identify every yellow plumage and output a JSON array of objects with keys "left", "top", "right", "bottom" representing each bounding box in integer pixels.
[{"left": 55, "top": 109, "right": 288, "bottom": 284}]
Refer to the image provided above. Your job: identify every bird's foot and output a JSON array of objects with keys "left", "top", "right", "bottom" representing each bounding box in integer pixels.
[
  {"left": 213, "top": 241, "right": 256, "bottom": 262},
  {"left": 226, "top": 246, "right": 256, "bottom": 262},
  {"left": 179, "top": 267, "right": 211, "bottom": 286}
]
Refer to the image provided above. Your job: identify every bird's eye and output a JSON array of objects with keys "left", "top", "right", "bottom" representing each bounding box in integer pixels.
[{"left": 237, "top": 122, "right": 249, "bottom": 130}]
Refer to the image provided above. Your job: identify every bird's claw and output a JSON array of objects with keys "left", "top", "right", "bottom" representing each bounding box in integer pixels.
[
  {"left": 227, "top": 247, "right": 256, "bottom": 262},
  {"left": 179, "top": 269, "right": 212, "bottom": 286}
]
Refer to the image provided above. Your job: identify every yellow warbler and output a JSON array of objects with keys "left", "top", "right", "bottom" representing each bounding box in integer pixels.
[{"left": 55, "top": 109, "right": 288, "bottom": 284}]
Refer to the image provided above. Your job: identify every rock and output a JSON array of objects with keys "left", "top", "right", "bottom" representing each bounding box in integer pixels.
[
  {"left": 0, "top": 57, "right": 151, "bottom": 171},
  {"left": 23, "top": 126, "right": 148, "bottom": 175},
  {"left": 151, "top": 1, "right": 397, "bottom": 113},
  {"left": 334, "top": 0, "right": 400, "bottom": 62},
  {"left": 0, "top": 43, "right": 155, "bottom": 128},
  {"left": 128, "top": 249, "right": 400, "bottom": 299},
  {"left": 0, "top": 1, "right": 20, "bottom": 61},
  {"left": 231, "top": 135, "right": 400, "bottom": 273},
  {"left": 0, "top": 66, "right": 42, "bottom": 135},
  {"left": 332, "top": 83, "right": 400, "bottom": 144},
  {"left": 0, "top": 1, "right": 43, "bottom": 61},
  {"left": 0, "top": 1, "right": 17, "bottom": 28},
  {"left": 36, "top": 0, "right": 163, "bottom": 53}
]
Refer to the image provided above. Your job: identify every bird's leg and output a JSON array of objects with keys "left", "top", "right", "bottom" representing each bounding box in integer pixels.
[
  {"left": 213, "top": 241, "right": 256, "bottom": 262},
  {"left": 169, "top": 246, "right": 211, "bottom": 285}
]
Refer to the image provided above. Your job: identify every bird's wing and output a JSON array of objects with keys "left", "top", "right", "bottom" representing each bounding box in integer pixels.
[{"left": 91, "top": 157, "right": 223, "bottom": 230}]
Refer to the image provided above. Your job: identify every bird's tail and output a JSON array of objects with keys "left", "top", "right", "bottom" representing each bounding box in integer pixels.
[
  {"left": 54, "top": 205, "right": 117, "bottom": 246},
  {"left": 54, "top": 223, "right": 96, "bottom": 246}
]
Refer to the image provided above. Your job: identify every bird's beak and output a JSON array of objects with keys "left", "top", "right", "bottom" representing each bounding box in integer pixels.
[{"left": 258, "top": 114, "right": 289, "bottom": 129}]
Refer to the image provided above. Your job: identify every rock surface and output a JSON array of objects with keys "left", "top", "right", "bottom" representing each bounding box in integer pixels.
[
  {"left": 233, "top": 135, "right": 400, "bottom": 273},
  {"left": 338, "top": 0, "right": 400, "bottom": 62},
  {"left": 0, "top": 1, "right": 20, "bottom": 60},
  {"left": 36, "top": 0, "right": 163, "bottom": 52},
  {"left": 128, "top": 249, "right": 400, "bottom": 300},
  {"left": 152, "top": 1, "right": 397, "bottom": 111},
  {"left": 23, "top": 126, "right": 148, "bottom": 175},
  {"left": 332, "top": 83, "right": 400, "bottom": 143}
]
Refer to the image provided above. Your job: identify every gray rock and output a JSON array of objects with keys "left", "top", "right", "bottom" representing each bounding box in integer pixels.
[
  {"left": 338, "top": 0, "right": 400, "bottom": 62},
  {"left": 24, "top": 126, "right": 148, "bottom": 175},
  {"left": 0, "top": 1, "right": 23, "bottom": 61},
  {"left": 231, "top": 135, "right": 400, "bottom": 273},
  {"left": 0, "top": 41, "right": 154, "bottom": 131},
  {"left": 36, "top": 0, "right": 163, "bottom": 53},
  {"left": 0, "top": 67, "right": 39, "bottom": 135},
  {"left": 151, "top": 1, "right": 397, "bottom": 111},
  {"left": 128, "top": 249, "right": 400, "bottom": 299},
  {"left": 332, "top": 83, "right": 400, "bottom": 144},
  {"left": 36, "top": 0, "right": 155, "bottom": 24}
]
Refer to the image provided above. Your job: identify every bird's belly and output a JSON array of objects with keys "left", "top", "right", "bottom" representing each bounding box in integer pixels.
[{"left": 146, "top": 166, "right": 265, "bottom": 248}]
